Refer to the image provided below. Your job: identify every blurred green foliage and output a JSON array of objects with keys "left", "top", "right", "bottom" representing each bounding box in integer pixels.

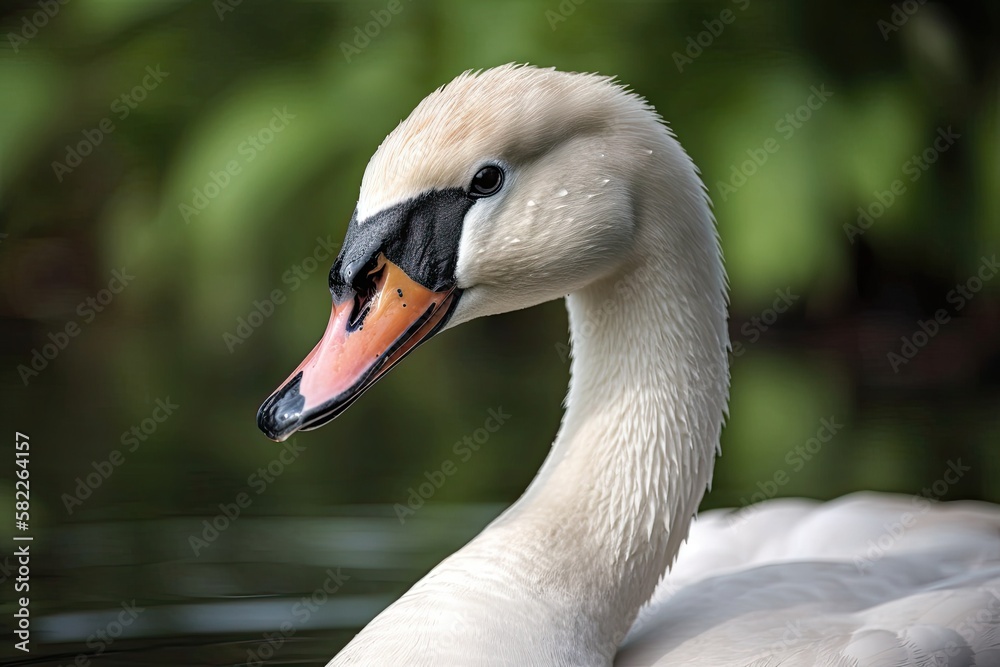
[
  {"left": 2, "top": 0, "right": 999, "bottom": 518},
  {"left": 0, "top": 0, "right": 998, "bottom": 659}
]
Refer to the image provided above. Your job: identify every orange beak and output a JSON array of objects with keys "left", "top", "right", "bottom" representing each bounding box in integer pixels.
[{"left": 257, "top": 254, "right": 459, "bottom": 441}]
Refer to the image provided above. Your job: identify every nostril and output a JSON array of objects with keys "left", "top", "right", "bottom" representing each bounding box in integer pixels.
[
  {"left": 348, "top": 293, "right": 369, "bottom": 332},
  {"left": 347, "top": 256, "right": 385, "bottom": 332}
]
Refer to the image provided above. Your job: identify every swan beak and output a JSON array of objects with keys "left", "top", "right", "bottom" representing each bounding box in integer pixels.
[{"left": 256, "top": 256, "right": 459, "bottom": 441}]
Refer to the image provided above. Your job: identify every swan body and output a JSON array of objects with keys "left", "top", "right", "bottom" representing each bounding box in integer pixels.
[{"left": 256, "top": 65, "right": 1000, "bottom": 666}]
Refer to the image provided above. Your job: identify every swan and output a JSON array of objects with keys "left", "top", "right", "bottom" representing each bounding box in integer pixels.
[{"left": 256, "top": 65, "right": 1000, "bottom": 666}]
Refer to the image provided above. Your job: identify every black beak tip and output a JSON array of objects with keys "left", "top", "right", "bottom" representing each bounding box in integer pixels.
[{"left": 257, "top": 372, "right": 306, "bottom": 442}]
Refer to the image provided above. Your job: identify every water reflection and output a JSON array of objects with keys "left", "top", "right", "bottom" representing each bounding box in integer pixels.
[{"left": 9, "top": 504, "right": 503, "bottom": 667}]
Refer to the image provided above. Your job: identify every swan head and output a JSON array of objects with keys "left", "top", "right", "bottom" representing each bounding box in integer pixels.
[{"left": 258, "top": 64, "right": 707, "bottom": 441}]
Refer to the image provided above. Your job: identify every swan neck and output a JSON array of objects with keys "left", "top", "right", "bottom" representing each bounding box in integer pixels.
[{"left": 508, "top": 179, "right": 729, "bottom": 653}]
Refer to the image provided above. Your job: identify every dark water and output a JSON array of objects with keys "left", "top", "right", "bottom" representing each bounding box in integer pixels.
[{"left": 3, "top": 504, "right": 503, "bottom": 667}]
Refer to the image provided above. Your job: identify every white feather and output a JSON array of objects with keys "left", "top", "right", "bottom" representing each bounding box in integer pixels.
[{"left": 326, "top": 65, "right": 1000, "bottom": 666}]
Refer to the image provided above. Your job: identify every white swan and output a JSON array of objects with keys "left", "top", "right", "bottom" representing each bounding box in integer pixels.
[{"left": 257, "top": 65, "right": 1000, "bottom": 666}]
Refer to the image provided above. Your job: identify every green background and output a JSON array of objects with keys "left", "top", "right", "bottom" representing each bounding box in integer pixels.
[{"left": 1, "top": 0, "right": 998, "bottom": 664}]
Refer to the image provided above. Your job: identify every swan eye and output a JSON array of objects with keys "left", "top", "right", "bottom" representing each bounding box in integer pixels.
[{"left": 469, "top": 165, "right": 504, "bottom": 198}]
